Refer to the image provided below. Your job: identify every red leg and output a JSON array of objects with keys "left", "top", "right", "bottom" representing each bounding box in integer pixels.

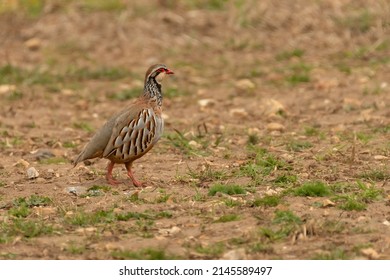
[
  {"left": 125, "top": 162, "right": 145, "bottom": 188},
  {"left": 106, "top": 161, "right": 120, "bottom": 185}
]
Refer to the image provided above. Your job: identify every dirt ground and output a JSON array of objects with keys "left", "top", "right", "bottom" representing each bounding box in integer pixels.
[{"left": 0, "top": 0, "right": 389, "bottom": 260}]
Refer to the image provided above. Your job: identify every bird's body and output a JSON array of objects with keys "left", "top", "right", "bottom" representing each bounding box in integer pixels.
[{"left": 73, "top": 64, "right": 174, "bottom": 187}]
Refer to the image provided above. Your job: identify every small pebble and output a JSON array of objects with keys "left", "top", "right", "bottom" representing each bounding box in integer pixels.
[
  {"left": 26, "top": 167, "right": 39, "bottom": 179},
  {"left": 266, "top": 122, "right": 285, "bottom": 131},
  {"left": 66, "top": 186, "right": 88, "bottom": 196},
  {"left": 15, "top": 159, "right": 30, "bottom": 168},
  {"left": 198, "top": 99, "right": 216, "bottom": 109},
  {"left": 229, "top": 108, "right": 248, "bottom": 118},
  {"left": 374, "top": 155, "right": 388, "bottom": 160},
  {"left": 221, "top": 248, "right": 247, "bottom": 260},
  {"left": 24, "top": 37, "right": 41, "bottom": 50},
  {"left": 235, "top": 79, "right": 255, "bottom": 91}
]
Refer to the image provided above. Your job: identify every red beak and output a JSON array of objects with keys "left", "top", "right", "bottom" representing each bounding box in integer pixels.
[{"left": 165, "top": 69, "right": 174, "bottom": 75}]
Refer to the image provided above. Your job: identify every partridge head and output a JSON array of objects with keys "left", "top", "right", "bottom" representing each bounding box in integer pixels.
[{"left": 73, "top": 64, "right": 174, "bottom": 187}]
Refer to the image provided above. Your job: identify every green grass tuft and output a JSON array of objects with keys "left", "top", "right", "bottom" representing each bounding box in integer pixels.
[
  {"left": 208, "top": 184, "right": 246, "bottom": 196},
  {"left": 287, "top": 140, "right": 313, "bottom": 152},
  {"left": 359, "top": 169, "right": 389, "bottom": 181},
  {"left": 195, "top": 242, "right": 225, "bottom": 257},
  {"left": 39, "top": 157, "right": 68, "bottom": 164},
  {"left": 313, "top": 249, "right": 349, "bottom": 260},
  {"left": 295, "top": 181, "right": 331, "bottom": 197},
  {"left": 273, "top": 174, "right": 297, "bottom": 186},
  {"left": 67, "top": 209, "right": 172, "bottom": 227},
  {"left": 337, "top": 196, "right": 366, "bottom": 211},
  {"left": 276, "top": 49, "right": 305, "bottom": 60},
  {"left": 73, "top": 122, "right": 94, "bottom": 132},
  {"left": 82, "top": 185, "right": 112, "bottom": 197},
  {"left": 273, "top": 210, "right": 302, "bottom": 225},
  {"left": 253, "top": 195, "right": 281, "bottom": 207},
  {"left": 188, "top": 165, "right": 228, "bottom": 182},
  {"left": 214, "top": 214, "right": 240, "bottom": 223},
  {"left": 13, "top": 195, "right": 52, "bottom": 207},
  {"left": 112, "top": 248, "right": 176, "bottom": 260}
]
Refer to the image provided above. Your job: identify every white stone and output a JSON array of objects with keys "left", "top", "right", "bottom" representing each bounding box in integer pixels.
[
  {"left": 0, "top": 84, "right": 16, "bottom": 94},
  {"left": 26, "top": 167, "right": 39, "bottom": 179}
]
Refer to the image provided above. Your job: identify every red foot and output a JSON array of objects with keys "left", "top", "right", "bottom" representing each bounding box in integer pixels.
[
  {"left": 125, "top": 162, "right": 146, "bottom": 188},
  {"left": 106, "top": 176, "right": 120, "bottom": 185},
  {"left": 106, "top": 161, "right": 120, "bottom": 185},
  {"left": 132, "top": 179, "right": 145, "bottom": 188}
]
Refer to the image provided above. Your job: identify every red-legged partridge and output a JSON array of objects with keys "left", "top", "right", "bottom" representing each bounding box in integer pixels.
[{"left": 74, "top": 64, "right": 174, "bottom": 187}]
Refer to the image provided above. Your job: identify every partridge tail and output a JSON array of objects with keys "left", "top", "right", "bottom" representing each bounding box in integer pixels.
[{"left": 73, "top": 151, "right": 85, "bottom": 167}]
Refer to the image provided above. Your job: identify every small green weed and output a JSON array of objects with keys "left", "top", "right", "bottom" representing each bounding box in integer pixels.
[
  {"left": 359, "top": 169, "right": 389, "bottom": 181},
  {"left": 7, "top": 91, "right": 24, "bottom": 101},
  {"left": 321, "top": 220, "right": 346, "bottom": 234},
  {"left": 73, "top": 122, "right": 94, "bottom": 132},
  {"left": 68, "top": 210, "right": 116, "bottom": 226},
  {"left": 372, "top": 125, "right": 390, "bottom": 134},
  {"left": 247, "top": 133, "right": 260, "bottom": 145},
  {"left": 154, "top": 190, "right": 171, "bottom": 203},
  {"left": 39, "top": 157, "right": 68, "bottom": 164},
  {"left": 252, "top": 195, "right": 281, "bottom": 207},
  {"left": 67, "top": 209, "right": 173, "bottom": 227},
  {"left": 273, "top": 210, "right": 301, "bottom": 225},
  {"left": 214, "top": 214, "right": 240, "bottom": 223},
  {"left": 63, "top": 141, "right": 77, "bottom": 148},
  {"left": 224, "top": 199, "right": 241, "bottom": 207},
  {"left": 294, "top": 181, "right": 331, "bottom": 197},
  {"left": 195, "top": 242, "right": 225, "bottom": 257},
  {"left": 165, "top": 131, "right": 197, "bottom": 156},
  {"left": 125, "top": 191, "right": 145, "bottom": 203},
  {"left": 335, "top": 62, "right": 352, "bottom": 74},
  {"left": 273, "top": 174, "right": 297, "bottom": 187},
  {"left": 259, "top": 227, "right": 288, "bottom": 241},
  {"left": 313, "top": 248, "right": 349, "bottom": 260},
  {"left": 8, "top": 205, "right": 30, "bottom": 218},
  {"left": 3, "top": 219, "right": 54, "bottom": 239},
  {"left": 112, "top": 248, "right": 175, "bottom": 260},
  {"left": 335, "top": 195, "right": 366, "bottom": 211},
  {"left": 0, "top": 253, "right": 17, "bottom": 259},
  {"left": 287, "top": 140, "right": 313, "bottom": 152},
  {"left": 188, "top": 165, "right": 228, "bottom": 182},
  {"left": 304, "top": 126, "right": 321, "bottom": 137},
  {"left": 259, "top": 210, "right": 302, "bottom": 242},
  {"left": 240, "top": 147, "right": 291, "bottom": 180},
  {"left": 13, "top": 195, "right": 52, "bottom": 207},
  {"left": 276, "top": 49, "right": 304, "bottom": 60},
  {"left": 82, "top": 185, "right": 112, "bottom": 197},
  {"left": 285, "top": 63, "right": 312, "bottom": 85},
  {"left": 208, "top": 184, "right": 246, "bottom": 196},
  {"left": 356, "top": 132, "right": 372, "bottom": 144},
  {"left": 336, "top": 10, "right": 374, "bottom": 33},
  {"left": 66, "top": 242, "right": 86, "bottom": 255},
  {"left": 249, "top": 242, "right": 274, "bottom": 254},
  {"left": 332, "top": 181, "right": 382, "bottom": 211}
]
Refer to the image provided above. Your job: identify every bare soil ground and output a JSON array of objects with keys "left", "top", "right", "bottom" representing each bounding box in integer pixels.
[{"left": 0, "top": 0, "right": 389, "bottom": 260}]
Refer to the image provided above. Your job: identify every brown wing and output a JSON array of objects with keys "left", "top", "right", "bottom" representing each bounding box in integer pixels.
[{"left": 102, "top": 106, "right": 159, "bottom": 162}]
